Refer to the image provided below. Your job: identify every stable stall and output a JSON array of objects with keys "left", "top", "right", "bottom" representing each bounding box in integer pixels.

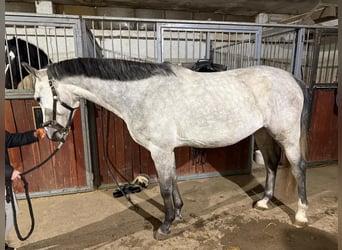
[{"left": 5, "top": 12, "right": 338, "bottom": 197}]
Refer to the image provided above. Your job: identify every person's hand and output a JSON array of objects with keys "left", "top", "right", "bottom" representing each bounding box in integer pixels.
[
  {"left": 35, "top": 128, "right": 46, "bottom": 139},
  {"left": 11, "top": 169, "right": 21, "bottom": 181}
]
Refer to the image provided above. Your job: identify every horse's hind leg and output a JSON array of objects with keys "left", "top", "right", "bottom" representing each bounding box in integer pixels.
[
  {"left": 150, "top": 149, "right": 183, "bottom": 239},
  {"left": 282, "top": 141, "right": 308, "bottom": 227},
  {"left": 254, "top": 128, "right": 282, "bottom": 210}
]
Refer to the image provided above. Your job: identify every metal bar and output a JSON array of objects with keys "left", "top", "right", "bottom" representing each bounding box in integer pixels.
[
  {"left": 5, "top": 89, "right": 34, "bottom": 99},
  {"left": 310, "top": 29, "right": 322, "bottom": 87},
  {"left": 6, "top": 12, "right": 337, "bottom": 30},
  {"left": 205, "top": 32, "right": 210, "bottom": 60},
  {"left": 185, "top": 31, "right": 188, "bottom": 62},
  {"left": 76, "top": 18, "right": 94, "bottom": 190},
  {"left": 247, "top": 33, "right": 251, "bottom": 66},
  {"left": 156, "top": 23, "right": 163, "bottom": 63},
  {"left": 254, "top": 28, "right": 262, "bottom": 65},
  {"left": 16, "top": 186, "right": 93, "bottom": 199},
  {"left": 324, "top": 36, "right": 332, "bottom": 83},
  {"left": 128, "top": 22, "right": 132, "bottom": 58},
  {"left": 318, "top": 33, "right": 327, "bottom": 83},
  {"left": 240, "top": 32, "right": 244, "bottom": 67},
  {"left": 330, "top": 37, "right": 337, "bottom": 83},
  {"left": 137, "top": 22, "right": 140, "bottom": 59},
  {"left": 119, "top": 22, "right": 123, "bottom": 58},
  {"left": 293, "top": 28, "right": 305, "bottom": 78},
  {"left": 192, "top": 31, "right": 195, "bottom": 61},
  {"left": 5, "top": 33, "right": 15, "bottom": 88},
  {"left": 91, "top": 20, "right": 96, "bottom": 58},
  {"left": 44, "top": 25, "right": 50, "bottom": 62},
  {"left": 213, "top": 31, "right": 217, "bottom": 63},
  {"left": 34, "top": 26, "right": 42, "bottom": 69},
  {"left": 101, "top": 20, "right": 105, "bottom": 58},
  {"left": 145, "top": 23, "right": 148, "bottom": 59},
  {"left": 110, "top": 21, "right": 114, "bottom": 58},
  {"left": 177, "top": 30, "right": 180, "bottom": 62},
  {"left": 24, "top": 26, "right": 31, "bottom": 66},
  {"left": 220, "top": 32, "right": 224, "bottom": 65},
  {"left": 226, "top": 32, "right": 230, "bottom": 67},
  {"left": 14, "top": 29, "right": 24, "bottom": 83},
  {"left": 169, "top": 31, "right": 172, "bottom": 61},
  {"left": 199, "top": 31, "right": 202, "bottom": 59},
  {"left": 64, "top": 26, "right": 69, "bottom": 59},
  {"left": 54, "top": 26, "right": 60, "bottom": 62},
  {"left": 233, "top": 32, "right": 237, "bottom": 67}
]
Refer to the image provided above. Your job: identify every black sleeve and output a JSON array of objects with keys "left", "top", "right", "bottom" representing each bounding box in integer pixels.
[
  {"left": 5, "top": 130, "right": 38, "bottom": 148},
  {"left": 5, "top": 164, "right": 13, "bottom": 182}
]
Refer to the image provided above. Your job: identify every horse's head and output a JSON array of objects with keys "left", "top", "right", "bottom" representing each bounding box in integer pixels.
[
  {"left": 5, "top": 38, "right": 19, "bottom": 88},
  {"left": 22, "top": 63, "right": 79, "bottom": 143}
]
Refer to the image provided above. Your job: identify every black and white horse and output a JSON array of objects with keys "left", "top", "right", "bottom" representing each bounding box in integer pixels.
[{"left": 5, "top": 37, "right": 50, "bottom": 89}]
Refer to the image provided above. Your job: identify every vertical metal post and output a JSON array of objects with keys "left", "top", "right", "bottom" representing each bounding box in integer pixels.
[
  {"left": 254, "top": 27, "right": 262, "bottom": 65},
  {"left": 205, "top": 31, "right": 211, "bottom": 59},
  {"left": 156, "top": 23, "right": 163, "bottom": 63},
  {"left": 76, "top": 18, "right": 95, "bottom": 189},
  {"left": 293, "top": 28, "right": 305, "bottom": 79}
]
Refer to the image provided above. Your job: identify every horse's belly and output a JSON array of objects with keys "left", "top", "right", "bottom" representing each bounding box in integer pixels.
[{"left": 176, "top": 114, "right": 263, "bottom": 148}]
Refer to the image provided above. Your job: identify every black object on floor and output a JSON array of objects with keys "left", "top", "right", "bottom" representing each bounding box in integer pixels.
[{"left": 113, "top": 184, "right": 142, "bottom": 198}]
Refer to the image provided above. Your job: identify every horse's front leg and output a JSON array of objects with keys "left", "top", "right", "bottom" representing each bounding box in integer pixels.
[
  {"left": 172, "top": 178, "right": 184, "bottom": 221},
  {"left": 254, "top": 129, "right": 281, "bottom": 210},
  {"left": 151, "top": 149, "right": 182, "bottom": 239}
]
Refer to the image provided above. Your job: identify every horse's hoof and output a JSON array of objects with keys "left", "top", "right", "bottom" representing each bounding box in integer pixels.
[
  {"left": 154, "top": 228, "right": 170, "bottom": 241},
  {"left": 254, "top": 200, "right": 269, "bottom": 210},
  {"left": 175, "top": 213, "right": 183, "bottom": 221},
  {"left": 293, "top": 219, "right": 308, "bottom": 228}
]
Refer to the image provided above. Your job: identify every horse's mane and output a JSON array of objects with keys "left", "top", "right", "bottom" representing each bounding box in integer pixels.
[{"left": 47, "top": 58, "right": 175, "bottom": 81}]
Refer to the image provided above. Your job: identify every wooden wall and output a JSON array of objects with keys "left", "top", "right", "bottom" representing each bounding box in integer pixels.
[
  {"left": 94, "top": 106, "right": 251, "bottom": 185},
  {"left": 5, "top": 99, "right": 87, "bottom": 193},
  {"left": 307, "top": 88, "right": 338, "bottom": 163}
]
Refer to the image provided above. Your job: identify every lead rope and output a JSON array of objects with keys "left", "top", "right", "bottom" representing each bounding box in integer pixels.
[
  {"left": 100, "top": 107, "right": 137, "bottom": 209},
  {"left": 7, "top": 141, "right": 64, "bottom": 241}
]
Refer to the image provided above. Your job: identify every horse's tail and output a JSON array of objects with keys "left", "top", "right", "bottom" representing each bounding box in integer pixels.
[
  {"left": 297, "top": 79, "right": 312, "bottom": 162},
  {"left": 283, "top": 79, "right": 312, "bottom": 196}
]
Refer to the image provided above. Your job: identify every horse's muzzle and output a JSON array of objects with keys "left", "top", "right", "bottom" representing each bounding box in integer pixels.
[{"left": 44, "top": 125, "right": 69, "bottom": 142}]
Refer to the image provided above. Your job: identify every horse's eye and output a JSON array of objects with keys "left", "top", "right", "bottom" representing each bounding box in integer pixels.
[{"left": 35, "top": 97, "right": 41, "bottom": 103}]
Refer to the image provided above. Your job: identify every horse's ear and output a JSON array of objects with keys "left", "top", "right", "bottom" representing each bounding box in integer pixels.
[{"left": 22, "top": 62, "right": 39, "bottom": 78}]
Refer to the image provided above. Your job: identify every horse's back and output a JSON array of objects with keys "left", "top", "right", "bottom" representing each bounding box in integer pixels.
[
  {"left": 120, "top": 64, "right": 304, "bottom": 150},
  {"left": 168, "top": 65, "right": 303, "bottom": 147}
]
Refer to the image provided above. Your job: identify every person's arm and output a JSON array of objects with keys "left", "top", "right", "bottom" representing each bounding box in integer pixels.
[
  {"left": 5, "top": 130, "right": 38, "bottom": 148},
  {"left": 5, "top": 163, "right": 14, "bottom": 182},
  {"left": 5, "top": 129, "right": 45, "bottom": 181}
]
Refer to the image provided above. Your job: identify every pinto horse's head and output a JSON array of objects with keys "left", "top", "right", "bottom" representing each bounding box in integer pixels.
[{"left": 22, "top": 63, "right": 79, "bottom": 142}]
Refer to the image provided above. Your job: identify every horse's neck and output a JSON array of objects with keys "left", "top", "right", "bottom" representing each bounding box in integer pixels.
[{"left": 65, "top": 77, "right": 139, "bottom": 120}]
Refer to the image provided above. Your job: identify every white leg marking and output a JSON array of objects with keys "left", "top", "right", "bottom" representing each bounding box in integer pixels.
[
  {"left": 295, "top": 199, "right": 308, "bottom": 224},
  {"left": 255, "top": 197, "right": 269, "bottom": 210}
]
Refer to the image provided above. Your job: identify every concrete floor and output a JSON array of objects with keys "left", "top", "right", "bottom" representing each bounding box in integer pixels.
[{"left": 8, "top": 162, "right": 338, "bottom": 249}]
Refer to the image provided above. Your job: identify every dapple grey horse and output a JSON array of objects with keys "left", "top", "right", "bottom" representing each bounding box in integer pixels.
[{"left": 23, "top": 58, "right": 310, "bottom": 239}]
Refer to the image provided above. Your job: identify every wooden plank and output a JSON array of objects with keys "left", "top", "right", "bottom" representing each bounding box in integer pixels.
[
  {"left": 71, "top": 109, "right": 87, "bottom": 187},
  {"left": 113, "top": 114, "right": 127, "bottom": 183},
  {"left": 123, "top": 123, "right": 133, "bottom": 181},
  {"left": 175, "top": 147, "right": 191, "bottom": 176},
  {"left": 95, "top": 105, "right": 107, "bottom": 184},
  {"left": 132, "top": 142, "right": 141, "bottom": 178},
  {"left": 202, "top": 138, "right": 250, "bottom": 174},
  {"left": 307, "top": 89, "right": 338, "bottom": 162}
]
